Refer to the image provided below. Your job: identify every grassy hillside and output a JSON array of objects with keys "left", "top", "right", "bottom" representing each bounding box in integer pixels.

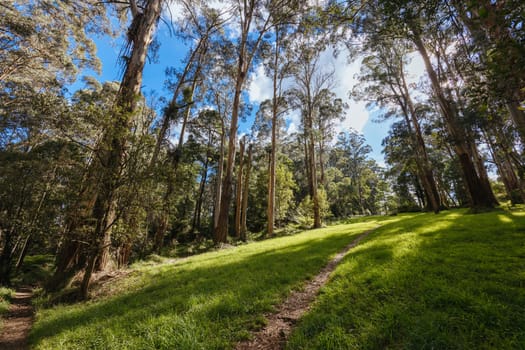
[
  {"left": 29, "top": 218, "right": 391, "bottom": 349},
  {"left": 287, "top": 209, "right": 525, "bottom": 349},
  {"left": 28, "top": 209, "right": 525, "bottom": 349}
]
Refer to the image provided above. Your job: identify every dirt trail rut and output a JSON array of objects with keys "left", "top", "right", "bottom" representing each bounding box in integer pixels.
[
  {"left": 236, "top": 228, "right": 377, "bottom": 350},
  {"left": 0, "top": 287, "right": 34, "bottom": 350}
]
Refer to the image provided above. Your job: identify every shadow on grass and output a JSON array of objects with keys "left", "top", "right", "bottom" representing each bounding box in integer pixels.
[
  {"left": 286, "top": 209, "right": 525, "bottom": 350},
  {"left": 30, "top": 220, "right": 408, "bottom": 349}
]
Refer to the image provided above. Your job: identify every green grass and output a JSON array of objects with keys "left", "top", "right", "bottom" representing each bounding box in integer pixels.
[
  {"left": 0, "top": 286, "right": 15, "bottom": 331},
  {"left": 286, "top": 209, "right": 525, "bottom": 349},
  {"left": 13, "top": 254, "right": 55, "bottom": 287},
  {"left": 29, "top": 217, "right": 396, "bottom": 349}
]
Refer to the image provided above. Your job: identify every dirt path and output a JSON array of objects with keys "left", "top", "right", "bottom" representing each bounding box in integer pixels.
[
  {"left": 0, "top": 287, "right": 34, "bottom": 350},
  {"left": 236, "top": 228, "right": 377, "bottom": 350}
]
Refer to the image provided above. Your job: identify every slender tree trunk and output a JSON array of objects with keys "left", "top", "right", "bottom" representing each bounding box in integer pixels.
[
  {"left": 214, "top": 28, "right": 248, "bottom": 243},
  {"left": 484, "top": 130, "right": 525, "bottom": 204},
  {"left": 192, "top": 134, "right": 212, "bottom": 234},
  {"left": 214, "top": 125, "right": 225, "bottom": 232},
  {"left": 507, "top": 101, "right": 525, "bottom": 144},
  {"left": 150, "top": 38, "right": 206, "bottom": 167},
  {"left": 267, "top": 29, "right": 280, "bottom": 237},
  {"left": 398, "top": 68, "right": 442, "bottom": 212},
  {"left": 306, "top": 110, "right": 321, "bottom": 228},
  {"left": 318, "top": 140, "right": 326, "bottom": 186},
  {"left": 267, "top": 118, "right": 276, "bottom": 236},
  {"left": 234, "top": 138, "right": 245, "bottom": 238},
  {"left": 214, "top": 0, "right": 271, "bottom": 242},
  {"left": 240, "top": 144, "right": 253, "bottom": 241},
  {"left": 152, "top": 65, "right": 200, "bottom": 253}
]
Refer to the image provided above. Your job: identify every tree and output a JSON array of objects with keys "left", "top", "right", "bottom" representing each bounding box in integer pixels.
[
  {"left": 348, "top": 0, "right": 498, "bottom": 209},
  {"left": 214, "top": 0, "right": 301, "bottom": 242},
  {"left": 46, "top": 0, "right": 165, "bottom": 298},
  {"left": 451, "top": 0, "right": 525, "bottom": 144},
  {"left": 353, "top": 38, "right": 442, "bottom": 212},
  {"left": 288, "top": 40, "right": 336, "bottom": 228}
]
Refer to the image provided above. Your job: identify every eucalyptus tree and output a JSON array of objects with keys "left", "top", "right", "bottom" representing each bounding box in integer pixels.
[
  {"left": 45, "top": 0, "right": 166, "bottom": 298},
  {"left": 316, "top": 88, "right": 347, "bottom": 186},
  {"left": 450, "top": 0, "right": 525, "bottom": 145},
  {"left": 214, "top": 0, "right": 303, "bottom": 243},
  {"left": 148, "top": 2, "right": 228, "bottom": 253},
  {"left": 347, "top": 0, "right": 498, "bottom": 209},
  {"left": 353, "top": 37, "right": 442, "bottom": 212},
  {"left": 331, "top": 130, "right": 376, "bottom": 214},
  {"left": 0, "top": 1, "right": 110, "bottom": 93},
  {"left": 0, "top": 1, "right": 113, "bottom": 287},
  {"left": 263, "top": 22, "right": 296, "bottom": 236},
  {"left": 288, "top": 40, "right": 337, "bottom": 228}
]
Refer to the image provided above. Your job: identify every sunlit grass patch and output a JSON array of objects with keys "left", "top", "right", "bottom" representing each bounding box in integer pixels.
[
  {"left": 30, "top": 217, "right": 405, "bottom": 349},
  {"left": 287, "top": 209, "right": 525, "bottom": 349}
]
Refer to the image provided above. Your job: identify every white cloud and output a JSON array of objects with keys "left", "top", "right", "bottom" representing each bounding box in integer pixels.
[
  {"left": 286, "top": 110, "right": 301, "bottom": 135},
  {"left": 405, "top": 52, "right": 426, "bottom": 85},
  {"left": 318, "top": 49, "right": 370, "bottom": 133},
  {"left": 247, "top": 65, "right": 273, "bottom": 103}
]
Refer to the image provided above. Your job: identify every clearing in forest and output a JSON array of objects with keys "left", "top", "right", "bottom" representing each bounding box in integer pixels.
[
  {"left": 27, "top": 209, "right": 525, "bottom": 349},
  {"left": 29, "top": 218, "right": 389, "bottom": 349}
]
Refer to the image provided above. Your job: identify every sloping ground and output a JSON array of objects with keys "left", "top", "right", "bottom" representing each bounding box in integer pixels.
[
  {"left": 236, "top": 228, "right": 376, "bottom": 350},
  {"left": 286, "top": 209, "right": 525, "bottom": 349},
  {"left": 29, "top": 209, "right": 525, "bottom": 349},
  {"left": 29, "top": 218, "right": 395, "bottom": 349}
]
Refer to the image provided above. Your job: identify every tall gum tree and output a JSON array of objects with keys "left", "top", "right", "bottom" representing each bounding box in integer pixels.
[
  {"left": 348, "top": 0, "right": 498, "bottom": 209},
  {"left": 214, "top": 0, "right": 302, "bottom": 243},
  {"left": 354, "top": 39, "right": 442, "bottom": 212},
  {"left": 48, "top": 0, "right": 165, "bottom": 297},
  {"left": 451, "top": 0, "right": 525, "bottom": 145},
  {"left": 80, "top": 0, "right": 164, "bottom": 298},
  {"left": 289, "top": 42, "right": 336, "bottom": 228},
  {"left": 0, "top": 1, "right": 111, "bottom": 286}
]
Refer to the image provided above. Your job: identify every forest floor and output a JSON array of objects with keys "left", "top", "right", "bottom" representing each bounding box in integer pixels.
[
  {"left": 236, "top": 227, "right": 376, "bottom": 349},
  {"left": 26, "top": 208, "right": 525, "bottom": 349},
  {"left": 0, "top": 286, "right": 34, "bottom": 349}
]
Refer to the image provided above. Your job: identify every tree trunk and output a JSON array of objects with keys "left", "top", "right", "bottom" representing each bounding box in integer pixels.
[
  {"left": 240, "top": 144, "right": 253, "bottom": 241},
  {"left": 306, "top": 111, "right": 321, "bottom": 228},
  {"left": 78, "top": 0, "right": 163, "bottom": 298},
  {"left": 484, "top": 130, "right": 525, "bottom": 204},
  {"left": 234, "top": 138, "right": 245, "bottom": 238},
  {"left": 398, "top": 67, "right": 442, "bottom": 212},
  {"left": 410, "top": 24, "right": 497, "bottom": 209},
  {"left": 214, "top": 125, "right": 225, "bottom": 232},
  {"left": 192, "top": 136, "right": 211, "bottom": 235},
  {"left": 267, "top": 30, "right": 280, "bottom": 237},
  {"left": 214, "top": 28, "right": 248, "bottom": 243}
]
